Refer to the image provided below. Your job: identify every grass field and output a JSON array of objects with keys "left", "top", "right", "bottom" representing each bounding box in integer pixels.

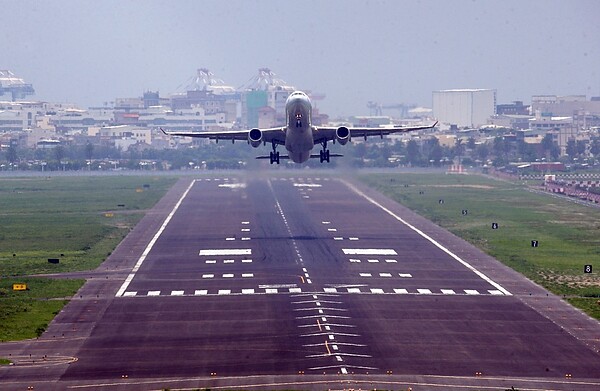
[
  {"left": 0, "top": 175, "right": 177, "bottom": 341},
  {"left": 359, "top": 172, "right": 600, "bottom": 318}
]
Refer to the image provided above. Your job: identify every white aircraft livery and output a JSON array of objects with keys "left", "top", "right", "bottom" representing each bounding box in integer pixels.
[{"left": 161, "top": 91, "right": 437, "bottom": 164}]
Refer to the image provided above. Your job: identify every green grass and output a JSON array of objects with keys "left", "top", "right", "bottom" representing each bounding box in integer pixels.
[
  {"left": 359, "top": 173, "right": 600, "bottom": 318},
  {"left": 0, "top": 175, "right": 177, "bottom": 341},
  {"left": 565, "top": 297, "right": 600, "bottom": 319},
  {"left": 0, "top": 176, "right": 177, "bottom": 276},
  {"left": 0, "top": 278, "right": 84, "bottom": 342}
]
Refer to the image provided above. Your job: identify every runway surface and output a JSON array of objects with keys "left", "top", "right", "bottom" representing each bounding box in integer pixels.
[{"left": 2, "top": 174, "right": 600, "bottom": 390}]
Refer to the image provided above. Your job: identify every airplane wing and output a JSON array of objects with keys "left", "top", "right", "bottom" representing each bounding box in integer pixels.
[
  {"left": 312, "top": 121, "right": 437, "bottom": 145},
  {"left": 160, "top": 127, "right": 287, "bottom": 146}
]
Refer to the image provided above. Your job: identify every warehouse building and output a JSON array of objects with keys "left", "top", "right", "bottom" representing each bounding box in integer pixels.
[{"left": 433, "top": 89, "right": 496, "bottom": 128}]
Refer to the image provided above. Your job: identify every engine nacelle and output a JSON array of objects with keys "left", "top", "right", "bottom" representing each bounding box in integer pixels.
[
  {"left": 336, "top": 126, "right": 350, "bottom": 145},
  {"left": 248, "top": 128, "right": 262, "bottom": 148}
]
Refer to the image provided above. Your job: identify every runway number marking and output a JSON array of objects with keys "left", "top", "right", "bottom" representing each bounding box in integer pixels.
[
  {"left": 116, "top": 179, "right": 196, "bottom": 297},
  {"left": 343, "top": 180, "right": 512, "bottom": 296}
]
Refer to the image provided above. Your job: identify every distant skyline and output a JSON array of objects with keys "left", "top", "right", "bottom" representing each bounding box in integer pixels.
[{"left": 2, "top": 0, "right": 599, "bottom": 117}]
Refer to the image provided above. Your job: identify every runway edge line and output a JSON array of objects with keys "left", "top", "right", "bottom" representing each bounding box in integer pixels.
[
  {"left": 115, "top": 179, "right": 196, "bottom": 297},
  {"left": 342, "top": 179, "right": 512, "bottom": 296}
]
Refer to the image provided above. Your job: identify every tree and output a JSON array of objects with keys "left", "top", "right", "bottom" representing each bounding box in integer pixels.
[
  {"left": 428, "top": 142, "right": 443, "bottom": 166},
  {"left": 591, "top": 138, "right": 600, "bottom": 157},
  {"left": 85, "top": 142, "right": 94, "bottom": 160},
  {"left": 454, "top": 138, "right": 464, "bottom": 164},
  {"left": 6, "top": 145, "right": 18, "bottom": 163},
  {"left": 406, "top": 139, "right": 420, "bottom": 165},
  {"left": 353, "top": 142, "right": 367, "bottom": 159},
  {"left": 54, "top": 145, "right": 65, "bottom": 164},
  {"left": 476, "top": 143, "right": 489, "bottom": 162},
  {"left": 566, "top": 139, "right": 577, "bottom": 161},
  {"left": 493, "top": 136, "right": 506, "bottom": 159},
  {"left": 516, "top": 140, "right": 536, "bottom": 162},
  {"left": 467, "top": 136, "right": 476, "bottom": 150},
  {"left": 576, "top": 140, "right": 587, "bottom": 157},
  {"left": 550, "top": 144, "right": 561, "bottom": 161},
  {"left": 541, "top": 133, "right": 555, "bottom": 160}
]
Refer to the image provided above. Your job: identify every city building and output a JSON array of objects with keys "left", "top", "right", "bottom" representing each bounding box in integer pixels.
[
  {"left": 532, "top": 95, "right": 600, "bottom": 130},
  {"left": 240, "top": 69, "right": 295, "bottom": 128},
  {"left": 0, "top": 101, "right": 44, "bottom": 132},
  {"left": 433, "top": 89, "right": 497, "bottom": 128},
  {"left": 531, "top": 95, "right": 600, "bottom": 116},
  {"left": 529, "top": 112, "right": 574, "bottom": 155},
  {"left": 496, "top": 101, "right": 530, "bottom": 115},
  {"left": 487, "top": 114, "right": 532, "bottom": 130}
]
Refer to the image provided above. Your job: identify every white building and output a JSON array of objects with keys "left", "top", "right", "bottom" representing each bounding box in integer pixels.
[
  {"left": 529, "top": 112, "right": 574, "bottom": 156},
  {"left": 433, "top": 89, "right": 496, "bottom": 128},
  {"left": 99, "top": 125, "right": 152, "bottom": 145},
  {"left": 0, "top": 101, "right": 44, "bottom": 132}
]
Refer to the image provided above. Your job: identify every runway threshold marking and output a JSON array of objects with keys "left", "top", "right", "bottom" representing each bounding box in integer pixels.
[
  {"left": 343, "top": 180, "right": 512, "bottom": 296},
  {"left": 116, "top": 179, "right": 196, "bottom": 297}
]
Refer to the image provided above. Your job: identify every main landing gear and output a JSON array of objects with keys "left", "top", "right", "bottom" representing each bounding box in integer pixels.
[
  {"left": 319, "top": 141, "right": 330, "bottom": 163},
  {"left": 270, "top": 141, "right": 280, "bottom": 164}
]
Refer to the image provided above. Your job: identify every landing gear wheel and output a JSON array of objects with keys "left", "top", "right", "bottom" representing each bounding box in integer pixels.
[
  {"left": 270, "top": 151, "right": 280, "bottom": 165},
  {"left": 319, "top": 141, "right": 330, "bottom": 163},
  {"left": 270, "top": 141, "right": 280, "bottom": 164}
]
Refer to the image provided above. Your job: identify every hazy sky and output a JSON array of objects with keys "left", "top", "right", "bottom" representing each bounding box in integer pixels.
[{"left": 2, "top": 0, "right": 599, "bottom": 117}]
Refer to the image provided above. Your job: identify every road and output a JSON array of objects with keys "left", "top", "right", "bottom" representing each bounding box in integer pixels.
[{"left": 2, "top": 174, "right": 600, "bottom": 390}]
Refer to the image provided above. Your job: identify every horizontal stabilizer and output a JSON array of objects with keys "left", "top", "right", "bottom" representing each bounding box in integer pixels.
[
  {"left": 310, "top": 153, "right": 343, "bottom": 159},
  {"left": 256, "top": 155, "right": 290, "bottom": 160}
]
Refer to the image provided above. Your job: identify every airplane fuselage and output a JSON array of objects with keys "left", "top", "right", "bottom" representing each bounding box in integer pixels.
[{"left": 284, "top": 91, "right": 314, "bottom": 163}]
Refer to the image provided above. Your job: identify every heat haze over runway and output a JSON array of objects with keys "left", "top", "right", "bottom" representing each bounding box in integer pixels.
[{"left": 2, "top": 174, "right": 600, "bottom": 390}]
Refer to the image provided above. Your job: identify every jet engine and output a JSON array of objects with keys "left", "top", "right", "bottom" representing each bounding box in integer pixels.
[
  {"left": 336, "top": 126, "right": 350, "bottom": 145},
  {"left": 248, "top": 128, "right": 262, "bottom": 148}
]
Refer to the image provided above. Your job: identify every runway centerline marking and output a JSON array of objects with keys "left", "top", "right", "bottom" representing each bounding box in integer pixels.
[
  {"left": 116, "top": 179, "right": 196, "bottom": 297},
  {"left": 343, "top": 180, "right": 512, "bottom": 296}
]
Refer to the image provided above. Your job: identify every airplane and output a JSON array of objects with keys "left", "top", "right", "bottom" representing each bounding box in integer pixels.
[{"left": 161, "top": 91, "right": 437, "bottom": 164}]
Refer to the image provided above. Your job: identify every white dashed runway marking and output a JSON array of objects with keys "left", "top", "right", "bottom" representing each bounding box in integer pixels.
[{"left": 118, "top": 286, "right": 513, "bottom": 298}]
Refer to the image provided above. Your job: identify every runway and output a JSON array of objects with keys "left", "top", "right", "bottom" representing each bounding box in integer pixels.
[{"left": 2, "top": 174, "right": 600, "bottom": 390}]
